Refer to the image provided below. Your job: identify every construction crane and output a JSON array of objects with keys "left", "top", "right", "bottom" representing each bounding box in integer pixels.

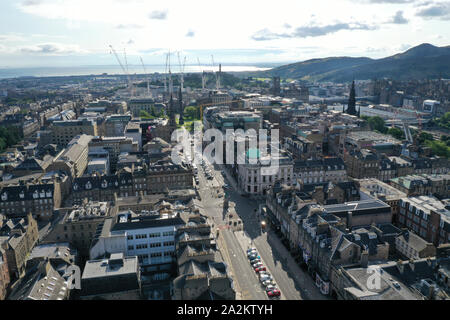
[
  {"left": 197, "top": 58, "right": 206, "bottom": 92},
  {"left": 109, "top": 45, "right": 134, "bottom": 98},
  {"left": 168, "top": 50, "right": 173, "bottom": 96},
  {"left": 139, "top": 56, "right": 150, "bottom": 97},
  {"left": 177, "top": 52, "right": 187, "bottom": 92},
  {"left": 164, "top": 52, "right": 169, "bottom": 94},
  {"left": 211, "top": 55, "right": 219, "bottom": 91},
  {"left": 416, "top": 111, "right": 423, "bottom": 131}
]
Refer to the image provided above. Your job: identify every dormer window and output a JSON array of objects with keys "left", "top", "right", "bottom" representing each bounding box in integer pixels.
[
  {"left": 101, "top": 180, "right": 108, "bottom": 188},
  {"left": 33, "top": 190, "right": 39, "bottom": 199},
  {"left": 19, "top": 191, "right": 25, "bottom": 199},
  {"left": 85, "top": 181, "right": 92, "bottom": 190},
  {"left": 1, "top": 192, "right": 7, "bottom": 201},
  {"left": 73, "top": 183, "right": 78, "bottom": 191},
  {"left": 46, "top": 191, "right": 52, "bottom": 197},
  {"left": 40, "top": 190, "right": 45, "bottom": 198}
]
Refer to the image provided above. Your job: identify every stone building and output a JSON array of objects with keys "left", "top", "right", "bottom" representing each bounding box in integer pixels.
[
  {"left": 344, "top": 149, "right": 380, "bottom": 179},
  {"left": 50, "top": 119, "right": 98, "bottom": 147},
  {"left": 0, "top": 248, "right": 10, "bottom": 300},
  {"left": 42, "top": 201, "right": 114, "bottom": 257},
  {"left": 172, "top": 212, "right": 235, "bottom": 300},
  {"left": 0, "top": 213, "right": 38, "bottom": 279},
  {"left": 390, "top": 174, "right": 450, "bottom": 198},
  {"left": 398, "top": 196, "right": 450, "bottom": 246},
  {"left": 47, "top": 134, "right": 93, "bottom": 179},
  {"left": 69, "top": 162, "right": 193, "bottom": 205},
  {"left": 294, "top": 157, "right": 347, "bottom": 184},
  {"left": 0, "top": 172, "right": 69, "bottom": 220},
  {"left": 7, "top": 243, "right": 77, "bottom": 300},
  {"left": 395, "top": 230, "right": 436, "bottom": 260},
  {"left": 80, "top": 253, "right": 142, "bottom": 300}
]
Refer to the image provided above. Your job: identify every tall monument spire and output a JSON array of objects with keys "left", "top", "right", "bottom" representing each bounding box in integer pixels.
[
  {"left": 347, "top": 80, "right": 357, "bottom": 115},
  {"left": 178, "top": 86, "right": 184, "bottom": 125},
  {"left": 168, "top": 94, "right": 176, "bottom": 127}
]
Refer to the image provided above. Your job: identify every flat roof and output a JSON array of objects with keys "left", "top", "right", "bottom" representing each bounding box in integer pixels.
[{"left": 82, "top": 255, "right": 138, "bottom": 279}]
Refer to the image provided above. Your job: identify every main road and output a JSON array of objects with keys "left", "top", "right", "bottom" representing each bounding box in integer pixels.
[{"left": 192, "top": 139, "right": 329, "bottom": 300}]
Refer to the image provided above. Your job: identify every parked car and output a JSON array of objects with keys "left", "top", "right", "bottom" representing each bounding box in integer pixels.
[
  {"left": 267, "top": 289, "right": 281, "bottom": 298},
  {"left": 249, "top": 255, "right": 260, "bottom": 261},
  {"left": 250, "top": 259, "right": 261, "bottom": 265},
  {"left": 252, "top": 262, "right": 263, "bottom": 269},
  {"left": 255, "top": 266, "right": 267, "bottom": 273},
  {"left": 265, "top": 285, "right": 277, "bottom": 292},
  {"left": 247, "top": 248, "right": 257, "bottom": 254},
  {"left": 259, "top": 273, "right": 272, "bottom": 281},
  {"left": 262, "top": 279, "right": 276, "bottom": 287},
  {"left": 247, "top": 250, "right": 258, "bottom": 257}
]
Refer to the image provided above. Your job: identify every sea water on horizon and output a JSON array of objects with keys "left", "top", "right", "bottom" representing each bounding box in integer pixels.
[{"left": 0, "top": 64, "right": 271, "bottom": 79}]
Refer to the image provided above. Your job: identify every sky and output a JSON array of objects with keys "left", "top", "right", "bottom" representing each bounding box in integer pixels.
[{"left": 0, "top": 0, "right": 449, "bottom": 68}]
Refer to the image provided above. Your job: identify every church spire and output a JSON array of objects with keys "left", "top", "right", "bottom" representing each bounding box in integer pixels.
[
  {"left": 168, "top": 94, "right": 176, "bottom": 127},
  {"left": 178, "top": 86, "right": 184, "bottom": 125},
  {"left": 347, "top": 80, "right": 357, "bottom": 115}
]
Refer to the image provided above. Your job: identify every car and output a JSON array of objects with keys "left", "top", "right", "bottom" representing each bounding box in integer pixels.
[
  {"left": 259, "top": 273, "right": 272, "bottom": 281},
  {"left": 255, "top": 266, "right": 267, "bottom": 273},
  {"left": 252, "top": 262, "right": 263, "bottom": 269},
  {"left": 265, "top": 285, "right": 277, "bottom": 292},
  {"left": 262, "top": 279, "right": 276, "bottom": 287},
  {"left": 267, "top": 289, "right": 281, "bottom": 298},
  {"left": 246, "top": 248, "right": 257, "bottom": 254},
  {"left": 250, "top": 259, "right": 261, "bottom": 266},
  {"left": 207, "top": 175, "right": 213, "bottom": 180},
  {"left": 222, "top": 184, "right": 229, "bottom": 189},
  {"left": 249, "top": 256, "right": 260, "bottom": 263},
  {"left": 247, "top": 250, "right": 257, "bottom": 256}
]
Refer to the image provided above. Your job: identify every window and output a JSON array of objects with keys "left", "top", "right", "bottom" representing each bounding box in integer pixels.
[
  {"left": 150, "top": 252, "right": 162, "bottom": 258},
  {"left": 127, "top": 235, "right": 133, "bottom": 240},
  {"left": 150, "top": 242, "right": 162, "bottom": 248},
  {"left": 162, "top": 231, "right": 174, "bottom": 237},
  {"left": 136, "top": 234, "right": 147, "bottom": 239},
  {"left": 128, "top": 245, "right": 134, "bottom": 250},
  {"left": 163, "top": 241, "right": 174, "bottom": 247},
  {"left": 149, "top": 233, "right": 160, "bottom": 238},
  {"left": 136, "top": 244, "right": 148, "bottom": 250}
]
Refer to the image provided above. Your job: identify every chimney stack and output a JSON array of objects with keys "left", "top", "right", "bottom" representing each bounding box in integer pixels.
[
  {"left": 360, "top": 250, "right": 369, "bottom": 268},
  {"left": 347, "top": 211, "right": 353, "bottom": 228},
  {"left": 396, "top": 260, "right": 404, "bottom": 274},
  {"left": 409, "top": 259, "right": 415, "bottom": 272}
]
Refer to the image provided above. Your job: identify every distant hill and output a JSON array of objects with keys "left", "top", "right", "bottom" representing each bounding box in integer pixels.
[{"left": 254, "top": 43, "right": 450, "bottom": 82}]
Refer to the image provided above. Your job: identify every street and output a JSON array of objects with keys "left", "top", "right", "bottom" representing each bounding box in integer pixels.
[{"left": 192, "top": 144, "right": 329, "bottom": 300}]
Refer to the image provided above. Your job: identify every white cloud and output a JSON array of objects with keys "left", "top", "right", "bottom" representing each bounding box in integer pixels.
[
  {"left": 148, "top": 10, "right": 168, "bottom": 20},
  {"left": 20, "top": 43, "right": 88, "bottom": 55}
]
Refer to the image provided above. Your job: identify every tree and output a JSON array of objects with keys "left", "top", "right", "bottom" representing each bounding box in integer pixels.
[
  {"left": 184, "top": 106, "right": 199, "bottom": 120},
  {"left": 387, "top": 127, "right": 404, "bottom": 140},
  {"left": 426, "top": 140, "right": 450, "bottom": 158},
  {"left": 139, "top": 110, "right": 153, "bottom": 119},
  {"left": 367, "top": 116, "right": 388, "bottom": 133},
  {"left": 417, "top": 131, "right": 434, "bottom": 144},
  {"left": 150, "top": 106, "right": 158, "bottom": 117}
]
